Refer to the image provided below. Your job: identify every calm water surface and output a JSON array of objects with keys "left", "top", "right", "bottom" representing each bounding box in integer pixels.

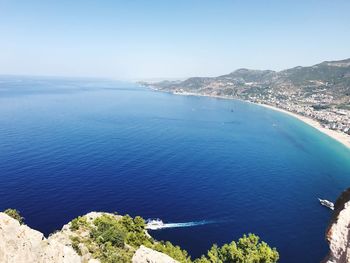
[{"left": 1, "top": 76, "right": 350, "bottom": 262}]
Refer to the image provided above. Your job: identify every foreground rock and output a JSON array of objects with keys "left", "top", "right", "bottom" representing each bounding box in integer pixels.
[
  {"left": 0, "top": 212, "right": 80, "bottom": 263},
  {"left": 323, "top": 188, "right": 350, "bottom": 263},
  {"left": 0, "top": 212, "right": 178, "bottom": 263},
  {"left": 132, "top": 246, "right": 179, "bottom": 263}
]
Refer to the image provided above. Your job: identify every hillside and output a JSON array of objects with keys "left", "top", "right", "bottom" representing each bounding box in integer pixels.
[
  {"left": 143, "top": 58, "right": 350, "bottom": 135},
  {"left": 146, "top": 58, "right": 350, "bottom": 102}
]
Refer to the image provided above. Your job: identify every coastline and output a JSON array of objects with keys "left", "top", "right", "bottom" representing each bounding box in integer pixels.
[
  {"left": 153, "top": 89, "right": 350, "bottom": 150},
  {"left": 256, "top": 103, "right": 350, "bottom": 150}
]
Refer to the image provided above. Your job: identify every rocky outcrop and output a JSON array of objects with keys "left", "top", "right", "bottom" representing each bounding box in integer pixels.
[
  {"left": 323, "top": 188, "right": 350, "bottom": 263},
  {"left": 47, "top": 212, "right": 118, "bottom": 263},
  {"left": 0, "top": 211, "right": 178, "bottom": 263},
  {"left": 0, "top": 212, "right": 81, "bottom": 263},
  {"left": 132, "top": 245, "right": 179, "bottom": 263}
]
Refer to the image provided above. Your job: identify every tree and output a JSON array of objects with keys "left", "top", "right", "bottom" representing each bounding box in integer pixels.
[
  {"left": 91, "top": 214, "right": 126, "bottom": 248},
  {"left": 133, "top": 216, "right": 145, "bottom": 232},
  {"left": 195, "top": 234, "right": 279, "bottom": 263}
]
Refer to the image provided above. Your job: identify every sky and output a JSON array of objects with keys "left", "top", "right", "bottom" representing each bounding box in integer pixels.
[{"left": 0, "top": 0, "right": 349, "bottom": 80}]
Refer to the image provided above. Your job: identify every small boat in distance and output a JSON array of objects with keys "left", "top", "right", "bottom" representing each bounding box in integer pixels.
[
  {"left": 146, "top": 219, "right": 165, "bottom": 230},
  {"left": 318, "top": 198, "right": 334, "bottom": 210}
]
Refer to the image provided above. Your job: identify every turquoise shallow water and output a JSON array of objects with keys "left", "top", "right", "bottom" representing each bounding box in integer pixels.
[{"left": 1, "top": 76, "right": 350, "bottom": 262}]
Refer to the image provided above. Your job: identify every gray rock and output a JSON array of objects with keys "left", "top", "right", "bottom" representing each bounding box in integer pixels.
[
  {"left": 0, "top": 212, "right": 81, "bottom": 263},
  {"left": 132, "top": 245, "right": 179, "bottom": 263},
  {"left": 323, "top": 188, "right": 350, "bottom": 263}
]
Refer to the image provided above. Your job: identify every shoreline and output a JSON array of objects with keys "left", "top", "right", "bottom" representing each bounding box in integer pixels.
[
  {"left": 255, "top": 103, "right": 350, "bottom": 150},
  {"left": 153, "top": 88, "right": 350, "bottom": 150}
]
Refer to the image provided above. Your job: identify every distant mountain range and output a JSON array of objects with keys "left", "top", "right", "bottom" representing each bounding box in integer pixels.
[{"left": 143, "top": 58, "right": 350, "bottom": 107}]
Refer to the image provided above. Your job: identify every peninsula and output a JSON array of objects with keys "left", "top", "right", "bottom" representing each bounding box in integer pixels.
[{"left": 142, "top": 58, "right": 350, "bottom": 149}]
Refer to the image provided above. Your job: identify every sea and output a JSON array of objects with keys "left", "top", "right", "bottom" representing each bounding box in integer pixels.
[{"left": 1, "top": 76, "right": 350, "bottom": 262}]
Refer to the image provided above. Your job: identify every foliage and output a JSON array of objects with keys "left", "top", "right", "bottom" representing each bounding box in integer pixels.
[
  {"left": 91, "top": 214, "right": 126, "bottom": 248},
  {"left": 70, "top": 216, "right": 89, "bottom": 231},
  {"left": 70, "top": 236, "right": 82, "bottom": 256},
  {"left": 90, "top": 242, "right": 132, "bottom": 263},
  {"left": 4, "top": 208, "right": 24, "bottom": 224},
  {"left": 151, "top": 241, "right": 191, "bottom": 263},
  {"left": 194, "top": 234, "right": 279, "bottom": 263},
  {"left": 2, "top": 209, "right": 279, "bottom": 263},
  {"left": 67, "top": 213, "right": 279, "bottom": 263},
  {"left": 68, "top": 214, "right": 132, "bottom": 263},
  {"left": 119, "top": 215, "right": 153, "bottom": 247}
]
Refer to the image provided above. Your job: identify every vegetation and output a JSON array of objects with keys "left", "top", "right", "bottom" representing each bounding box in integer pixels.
[
  {"left": 0, "top": 208, "right": 278, "bottom": 262},
  {"left": 193, "top": 234, "right": 279, "bottom": 263},
  {"left": 70, "top": 216, "right": 89, "bottom": 231},
  {"left": 152, "top": 241, "right": 191, "bottom": 262},
  {"left": 67, "top": 213, "right": 279, "bottom": 263},
  {"left": 312, "top": 104, "right": 330, "bottom": 110},
  {"left": 70, "top": 236, "right": 82, "bottom": 256},
  {"left": 4, "top": 208, "right": 24, "bottom": 224},
  {"left": 91, "top": 214, "right": 126, "bottom": 248},
  {"left": 68, "top": 213, "right": 151, "bottom": 263}
]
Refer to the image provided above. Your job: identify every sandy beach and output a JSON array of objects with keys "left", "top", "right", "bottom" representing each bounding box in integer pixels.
[
  {"left": 255, "top": 103, "right": 350, "bottom": 150},
  {"left": 160, "top": 90, "right": 350, "bottom": 150}
]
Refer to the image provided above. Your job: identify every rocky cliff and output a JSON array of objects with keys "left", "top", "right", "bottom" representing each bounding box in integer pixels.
[
  {"left": 0, "top": 212, "right": 178, "bottom": 263},
  {"left": 0, "top": 212, "right": 81, "bottom": 263},
  {"left": 132, "top": 246, "right": 179, "bottom": 263},
  {"left": 323, "top": 188, "right": 350, "bottom": 263}
]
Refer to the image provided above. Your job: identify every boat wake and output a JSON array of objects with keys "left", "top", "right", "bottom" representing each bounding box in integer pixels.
[{"left": 146, "top": 219, "right": 215, "bottom": 230}]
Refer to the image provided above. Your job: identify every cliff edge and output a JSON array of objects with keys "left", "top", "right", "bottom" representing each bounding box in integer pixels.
[
  {"left": 0, "top": 212, "right": 178, "bottom": 263},
  {"left": 0, "top": 208, "right": 278, "bottom": 262},
  {"left": 0, "top": 212, "right": 81, "bottom": 263},
  {"left": 323, "top": 188, "right": 350, "bottom": 263}
]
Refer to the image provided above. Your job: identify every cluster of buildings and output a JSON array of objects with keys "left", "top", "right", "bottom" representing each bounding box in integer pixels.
[
  {"left": 152, "top": 81, "right": 350, "bottom": 136},
  {"left": 246, "top": 91, "right": 350, "bottom": 135}
]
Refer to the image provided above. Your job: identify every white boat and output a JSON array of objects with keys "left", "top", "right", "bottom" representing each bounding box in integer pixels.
[
  {"left": 318, "top": 198, "right": 334, "bottom": 210},
  {"left": 146, "top": 219, "right": 165, "bottom": 230}
]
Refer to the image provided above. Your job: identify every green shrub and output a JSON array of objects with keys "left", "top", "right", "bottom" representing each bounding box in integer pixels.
[
  {"left": 151, "top": 241, "right": 191, "bottom": 263},
  {"left": 70, "top": 236, "right": 82, "bottom": 256},
  {"left": 194, "top": 233, "right": 279, "bottom": 263},
  {"left": 133, "top": 216, "right": 146, "bottom": 231},
  {"left": 91, "top": 214, "right": 126, "bottom": 248},
  {"left": 4, "top": 208, "right": 24, "bottom": 224},
  {"left": 70, "top": 216, "right": 89, "bottom": 231},
  {"left": 115, "top": 214, "right": 152, "bottom": 248},
  {"left": 93, "top": 242, "right": 132, "bottom": 263}
]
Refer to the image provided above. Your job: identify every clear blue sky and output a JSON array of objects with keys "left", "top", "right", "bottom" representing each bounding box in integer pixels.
[{"left": 0, "top": 0, "right": 349, "bottom": 80}]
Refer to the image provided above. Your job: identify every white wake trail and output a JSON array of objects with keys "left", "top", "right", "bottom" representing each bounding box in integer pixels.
[{"left": 146, "top": 219, "right": 215, "bottom": 230}]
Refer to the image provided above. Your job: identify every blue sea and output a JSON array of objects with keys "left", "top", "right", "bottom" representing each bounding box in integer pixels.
[{"left": 1, "top": 76, "right": 350, "bottom": 262}]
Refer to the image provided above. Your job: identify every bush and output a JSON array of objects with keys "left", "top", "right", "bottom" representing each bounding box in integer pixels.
[
  {"left": 194, "top": 233, "right": 279, "bottom": 263},
  {"left": 152, "top": 241, "right": 191, "bottom": 263},
  {"left": 91, "top": 214, "right": 126, "bottom": 248},
  {"left": 4, "top": 208, "right": 24, "bottom": 224},
  {"left": 94, "top": 242, "right": 132, "bottom": 263},
  {"left": 70, "top": 216, "right": 89, "bottom": 231},
  {"left": 70, "top": 236, "right": 82, "bottom": 256}
]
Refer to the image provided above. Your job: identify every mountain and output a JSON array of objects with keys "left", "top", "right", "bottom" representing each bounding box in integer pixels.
[
  {"left": 143, "top": 58, "right": 350, "bottom": 136},
  {"left": 145, "top": 58, "right": 350, "bottom": 105}
]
